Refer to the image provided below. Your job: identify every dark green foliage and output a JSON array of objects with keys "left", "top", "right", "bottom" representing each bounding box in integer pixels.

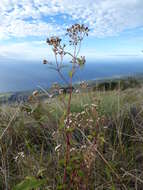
[
  {"left": 93, "top": 77, "right": 140, "bottom": 92},
  {"left": 96, "top": 81, "right": 119, "bottom": 91}
]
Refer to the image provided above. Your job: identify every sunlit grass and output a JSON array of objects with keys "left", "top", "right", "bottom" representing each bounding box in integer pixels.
[{"left": 0, "top": 87, "right": 143, "bottom": 189}]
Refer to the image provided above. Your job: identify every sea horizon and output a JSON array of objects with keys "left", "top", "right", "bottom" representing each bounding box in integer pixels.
[{"left": 0, "top": 58, "right": 143, "bottom": 93}]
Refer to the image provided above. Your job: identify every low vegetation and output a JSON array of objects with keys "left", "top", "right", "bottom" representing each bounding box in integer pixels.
[{"left": 0, "top": 87, "right": 143, "bottom": 189}]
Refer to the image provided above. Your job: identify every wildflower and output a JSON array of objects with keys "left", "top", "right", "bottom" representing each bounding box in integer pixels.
[
  {"left": 83, "top": 104, "right": 89, "bottom": 108},
  {"left": 89, "top": 119, "right": 94, "bottom": 123},
  {"left": 75, "top": 113, "right": 80, "bottom": 118},
  {"left": 81, "top": 111, "right": 85, "bottom": 115},
  {"left": 91, "top": 104, "right": 97, "bottom": 108},
  {"left": 52, "top": 131, "right": 56, "bottom": 137},
  {"left": 70, "top": 148, "right": 76, "bottom": 152},
  {"left": 67, "top": 125, "right": 70, "bottom": 129},
  {"left": 75, "top": 89, "right": 80, "bottom": 93},
  {"left": 69, "top": 119, "right": 72, "bottom": 124},
  {"left": 97, "top": 117, "right": 100, "bottom": 122},
  {"left": 64, "top": 119, "right": 67, "bottom": 125},
  {"left": 59, "top": 88, "right": 64, "bottom": 94},
  {"left": 81, "top": 145, "right": 86, "bottom": 149},
  {"left": 47, "top": 37, "right": 61, "bottom": 45},
  {"left": 14, "top": 152, "right": 25, "bottom": 162},
  {"left": 32, "top": 90, "right": 39, "bottom": 96},
  {"left": 80, "top": 56, "right": 86, "bottom": 65},
  {"left": 55, "top": 144, "right": 62, "bottom": 152},
  {"left": 28, "top": 95, "right": 33, "bottom": 101},
  {"left": 80, "top": 81, "right": 88, "bottom": 88}
]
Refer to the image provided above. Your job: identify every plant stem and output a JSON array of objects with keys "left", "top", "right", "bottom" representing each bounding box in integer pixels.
[{"left": 63, "top": 45, "right": 76, "bottom": 187}]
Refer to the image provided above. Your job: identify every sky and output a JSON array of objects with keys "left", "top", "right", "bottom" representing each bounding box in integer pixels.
[{"left": 0, "top": 0, "right": 143, "bottom": 62}]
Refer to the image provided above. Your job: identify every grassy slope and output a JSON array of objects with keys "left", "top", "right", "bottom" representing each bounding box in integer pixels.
[{"left": 0, "top": 87, "right": 143, "bottom": 189}]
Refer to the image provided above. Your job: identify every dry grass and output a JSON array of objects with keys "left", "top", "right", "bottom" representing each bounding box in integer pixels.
[{"left": 0, "top": 87, "right": 143, "bottom": 189}]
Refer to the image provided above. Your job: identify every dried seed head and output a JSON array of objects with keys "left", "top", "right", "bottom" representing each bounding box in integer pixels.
[
  {"left": 14, "top": 152, "right": 25, "bottom": 162},
  {"left": 28, "top": 95, "right": 33, "bottom": 101},
  {"left": 47, "top": 36, "right": 62, "bottom": 47},
  {"left": 55, "top": 144, "right": 62, "bottom": 152},
  {"left": 43, "top": 59, "right": 48, "bottom": 64},
  {"left": 91, "top": 104, "right": 97, "bottom": 108},
  {"left": 70, "top": 148, "right": 76, "bottom": 152},
  {"left": 66, "top": 24, "right": 89, "bottom": 45},
  {"left": 32, "top": 90, "right": 39, "bottom": 96}
]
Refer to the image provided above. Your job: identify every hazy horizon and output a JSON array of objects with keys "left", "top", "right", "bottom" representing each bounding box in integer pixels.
[{"left": 0, "top": 58, "right": 143, "bottom": 93}]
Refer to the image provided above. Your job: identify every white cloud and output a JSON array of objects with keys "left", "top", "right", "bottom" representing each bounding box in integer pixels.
[
  {"left": 0, "top": 41, "right": 51, "bottom": 61},
  {"left": 0, "top": 0, "right": 143, "bottom": 39}
]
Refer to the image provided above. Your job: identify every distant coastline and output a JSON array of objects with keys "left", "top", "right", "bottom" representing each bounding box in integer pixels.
[
  {"left": 0, "top": 73, "right": 142, "bottom": 105},
  {"left": 0, "top": 59, "right": 143, "bottom": 93}
]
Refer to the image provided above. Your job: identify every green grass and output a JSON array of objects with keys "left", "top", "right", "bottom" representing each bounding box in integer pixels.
[{"left": 0, "top": 87, "right": 143, "bottom": 189}]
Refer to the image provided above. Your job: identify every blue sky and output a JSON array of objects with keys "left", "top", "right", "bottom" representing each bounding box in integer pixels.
[{"left": 0, "top": 0, "right": 143, "bottom": 62}]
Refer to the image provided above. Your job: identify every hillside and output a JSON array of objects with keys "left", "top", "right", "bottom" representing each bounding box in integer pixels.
[
  {"left": 0, "top": 86, "right": 143, "bottom": 189},
  {"left": 0, "top": 75, "right": 141, "bottom": 105}
]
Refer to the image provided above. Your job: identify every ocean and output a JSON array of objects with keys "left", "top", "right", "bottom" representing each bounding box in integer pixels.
[{"left": 0, "top": 58, "right": 143, "bottom": 93}]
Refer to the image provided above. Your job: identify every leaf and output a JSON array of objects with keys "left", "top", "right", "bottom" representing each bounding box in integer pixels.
[
  {"left": 77, "top": 58, "right": 82, "bottom": 64},
  {"left": 77, "top": 57, "right": 86, "bottom": 67},
  {"left": 59, "top": 110, "right": 66, "bottom": 130},
  {"left": 13, "top": 176, "right": 46, "bottom": 190},
  {"left": 105, "top": 166, "right": 111, "bottom": 180},
  {"left": 69, "top": 70, "right": 73, "bottom": 78},
  {"left": 111, "top": 183, "right": 116, "bottom": 190},
  {"left": 78, "top": 170, "right": 84, "bottom": 177}
]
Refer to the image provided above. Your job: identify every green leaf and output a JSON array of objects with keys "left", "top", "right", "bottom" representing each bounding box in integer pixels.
[
  {"left": 111, "top": 183, "right": 116, "bottom": 190},
  {"left": 58, "top": 158, "right": 65, "bottom": 167},
  {"left": 59, "top": 110, "right": 66, "bottom": 130},
  {"left": 105, "top": 167, "right": 111, "bottom": 180},
  {"left": 77, "top": 57, "right": 85, "bottom": 67},
  {"left": 69, "top": 70, "right": 73, "bottom": 78},
  {"left": 78, "top": 170, "right": 84, "bottom": 177},
  {"left": 13, "top": 176, "right": 46, "bottom": 190},
  {"left": 77, "top": 58, "right": 82, "bottom": 64}
]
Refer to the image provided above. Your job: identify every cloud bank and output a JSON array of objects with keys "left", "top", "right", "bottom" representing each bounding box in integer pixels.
[{"left": 0, "top": 0, "right": 143, "bottom": 39}]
